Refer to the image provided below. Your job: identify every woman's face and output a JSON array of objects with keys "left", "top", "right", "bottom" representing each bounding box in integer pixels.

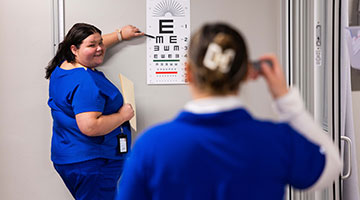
[{"left": 72, "top": 33, "right": 105, "bottom": 68}]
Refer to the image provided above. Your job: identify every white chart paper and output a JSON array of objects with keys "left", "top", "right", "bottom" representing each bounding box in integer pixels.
[{"left": 146, "top": 0, "right": 190, "bottom": 84}]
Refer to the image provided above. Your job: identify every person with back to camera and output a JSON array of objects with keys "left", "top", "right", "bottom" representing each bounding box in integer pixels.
[
  {"left": 45, "top": 23, "right": 144, "bottom": 200},
  {"left": 115, "top": 22, "right": 342, "bottom": 200}
]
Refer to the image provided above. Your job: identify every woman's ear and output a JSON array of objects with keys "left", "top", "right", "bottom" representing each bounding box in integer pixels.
[
  {"left": 245, "top": 63, "right": 259, "bottom": 80},
  {"left": 70, "top": 45, "right": 78, "bottom": 57},
  {"left": 185, "top": 62, "right": 193, "bottom": 83}
]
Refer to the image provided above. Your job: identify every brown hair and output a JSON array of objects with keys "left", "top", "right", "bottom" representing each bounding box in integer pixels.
[{"left": 188, "top": 23, "right": 249, "bottom": 95}]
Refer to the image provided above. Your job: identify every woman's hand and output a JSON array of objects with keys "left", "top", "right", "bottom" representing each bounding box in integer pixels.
[
  {"left": 258, "top": 54, "right": 289, "bottom": 99},
  {"left": 118, "top": 103, "right": 134, "bottom": 122},
  {"left": 120, "top": 25, "right": 144, "bottom": 40}
]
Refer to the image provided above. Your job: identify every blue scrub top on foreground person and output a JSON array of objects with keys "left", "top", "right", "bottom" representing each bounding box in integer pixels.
[
  {"left": 45, "top": 23, "right": 143, "bottom": 200},
  {"left": 115, "top": 23, "right": 342, "bottom": 200}
]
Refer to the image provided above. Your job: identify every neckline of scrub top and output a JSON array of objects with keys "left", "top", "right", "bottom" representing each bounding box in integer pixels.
[{"left": 183, "top": 95, "right": 243, "bottom": 114}]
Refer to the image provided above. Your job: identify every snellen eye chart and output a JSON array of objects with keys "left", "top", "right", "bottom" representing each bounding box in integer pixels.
[{"left": 146, "top": 0, "right": 190, "bottom": 85}]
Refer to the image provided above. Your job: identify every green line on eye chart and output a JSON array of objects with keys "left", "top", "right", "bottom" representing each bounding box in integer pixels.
[{"left": 153, "top": 59, "right": 180, "bottom": 62}]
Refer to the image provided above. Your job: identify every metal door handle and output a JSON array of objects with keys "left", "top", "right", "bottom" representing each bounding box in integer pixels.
[{"left": 341, "top": 136, "right": 352, "bottom": 179}]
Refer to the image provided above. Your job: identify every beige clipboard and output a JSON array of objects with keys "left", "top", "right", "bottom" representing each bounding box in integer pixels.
[{"left": 119, "top": 73, "right": 137, "bottom": 131}]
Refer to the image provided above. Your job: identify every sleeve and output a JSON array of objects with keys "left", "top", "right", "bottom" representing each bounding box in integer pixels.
[
  {"left": 273, "top": 87, "right": 342, "bottom": 191},
  {"left": 115, "top": 136, "right": 151, "bottom": 200},
  {"left": 286, "top": 125, "right": 326, "bottom": 189},
  {"left": 71, "top": 74, "right": 106, "bottom": 114}
]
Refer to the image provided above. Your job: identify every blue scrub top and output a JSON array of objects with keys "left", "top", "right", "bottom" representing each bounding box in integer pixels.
[
  {"left": 48, "top": 66, "right": 131, "bottom": 164},
  {"left": 116, "top": 109, "right": 325, "bottom": 200}
]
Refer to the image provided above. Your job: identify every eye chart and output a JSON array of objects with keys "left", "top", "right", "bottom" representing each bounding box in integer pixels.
[{"left": 146, "top": 0, "right": 190, "bottom": 84}]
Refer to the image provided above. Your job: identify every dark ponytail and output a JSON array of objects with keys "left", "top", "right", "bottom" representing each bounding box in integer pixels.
[{"left": 45, "top": 23, "right": 102, "bottom": 79}]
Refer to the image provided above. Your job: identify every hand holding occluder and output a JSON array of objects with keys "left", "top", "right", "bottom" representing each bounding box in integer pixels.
[{"left": 258, "top": 54, "right": 289, "bottom": 99}]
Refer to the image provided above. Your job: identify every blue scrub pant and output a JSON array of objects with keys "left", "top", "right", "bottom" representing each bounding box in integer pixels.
[{"left": 54, "top": 158, "right": 124, "bottom": 200}]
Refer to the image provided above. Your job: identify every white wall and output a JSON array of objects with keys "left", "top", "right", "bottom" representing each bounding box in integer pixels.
[
  {"left": 64, "top": 0, "right": 282, "bottom": 135},
  {"left": 349, "top": 0, "right": 360, "bottom": 193},
  {"left": 352, "top": 92, "right": 360, "bottom": 193},
  {"left": 0, "top": 0, "right": 280, "bottom": 199},
  {"left": 0, "top": 0, "right": 73, "bottom": 199}
]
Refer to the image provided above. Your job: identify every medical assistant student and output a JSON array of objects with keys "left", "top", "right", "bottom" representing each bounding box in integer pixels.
[
  {"left": 45, "top": 23, "right": 143, "bottom": 200},
  {"left": 115, "top": 23, "right": 342, "bottom": 200}
]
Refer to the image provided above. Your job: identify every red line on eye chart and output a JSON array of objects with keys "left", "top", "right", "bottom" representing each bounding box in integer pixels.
[{"left": 155, "top": 71, "right": 178, "bottom": 74}]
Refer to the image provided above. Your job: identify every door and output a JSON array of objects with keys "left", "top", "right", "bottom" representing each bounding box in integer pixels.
[{"left": 283, "top": 0, "right": 342, "bottom": 199}]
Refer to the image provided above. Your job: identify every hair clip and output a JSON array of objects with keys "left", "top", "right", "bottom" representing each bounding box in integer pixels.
[{"left": 203, "top": 43, "right": 235, "bottom": 73}]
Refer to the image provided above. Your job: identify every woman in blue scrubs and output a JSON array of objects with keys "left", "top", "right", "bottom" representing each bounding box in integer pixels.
[
  {"left": 45, "top": 23, "right": 143, "bottom": 200},
  {"left": 116, "top": 23, "right": 342, "bottom": 200}
]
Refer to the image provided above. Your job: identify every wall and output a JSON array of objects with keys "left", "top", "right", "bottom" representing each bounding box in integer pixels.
[
  {"left": 65, "top": 0, "right": 282, "bottom": 137},
  {"left": 353, "top": 92, "right": 360, "bottom": 193},
  {"left": 0, "top": 0, "right": 73, "bottom": 199},
  {"left": 349, "top": 0, "right": 360, "bottom": 193},
  {"left": 0, "top": 0, "right": 280, "bottom": 199}
]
